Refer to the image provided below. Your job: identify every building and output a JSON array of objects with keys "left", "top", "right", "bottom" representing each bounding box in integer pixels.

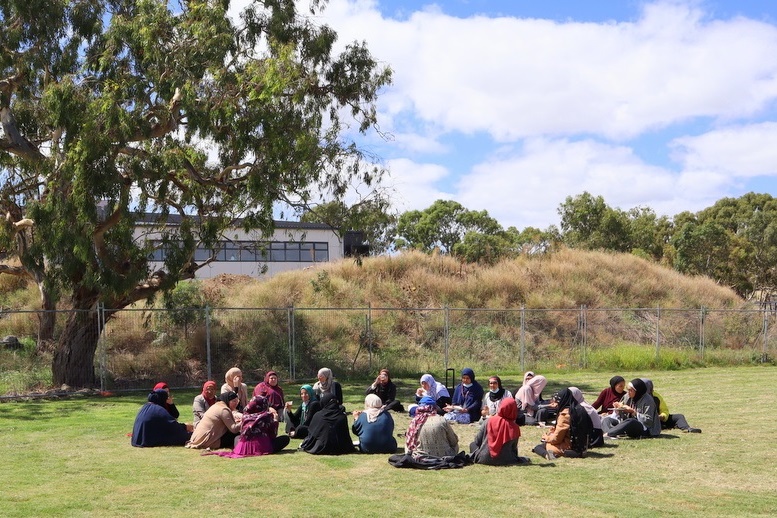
[{"left": 137, "top": 214, "right": 364, "bottom": 279}]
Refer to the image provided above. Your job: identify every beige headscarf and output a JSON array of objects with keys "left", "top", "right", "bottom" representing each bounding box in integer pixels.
[{"left": 364, "top": 394, "right": 383, "bottom": 423}]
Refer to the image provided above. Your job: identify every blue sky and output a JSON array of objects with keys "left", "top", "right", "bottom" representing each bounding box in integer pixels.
[{"left": 274, "top": 0, "right": 777, "bottom": 229}]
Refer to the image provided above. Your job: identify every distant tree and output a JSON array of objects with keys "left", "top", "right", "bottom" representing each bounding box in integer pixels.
[
  {"left": 395, "top": 199, "right": 509, "bottom": 262},
  {"left": 558, "top": 193, "right": 631, "bottom": 251},
  {"left": 0, "top": 0, "right": 390, "bottom": 387},
  {"left": 299, "top": 195, "right": 397, "bottom": 255}
]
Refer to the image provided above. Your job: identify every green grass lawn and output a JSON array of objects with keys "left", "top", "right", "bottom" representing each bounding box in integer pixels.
[{"left": 1, "top": 366, "right": 775, "bottom": 517}]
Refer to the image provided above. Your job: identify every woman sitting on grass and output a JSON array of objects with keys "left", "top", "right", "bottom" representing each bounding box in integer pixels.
[
  {"left": 642, "top": 379, "right": 701, "bottom": 434},
  {"left": 532, "top": 389, "right": 594, "bottom": 459},
  {"left": 405, "top": 396, "right": 459, "bottom": 458},
  {"left": 299, "top": 393, "right": 354, "bottom": 455},
  {"left": 591, "top": 375, "right": 626, "bottom": 414},
  {"left": 313, "top": 367, "right": 344, "bottom": 405},
  {"left": 192, "top": 380, "right": 217, "bottom": 429},
  {"left": 131, "top": 389, "right": 192, "bottom": 447},
  {"left": 603, "top": 378, "right": 661, "bottom": 439},
  {"left": 216, "top": 395, "right": 289, "bottom": 457},
  {"left": 411, "top": 374, "right": 451, "bottom": 415},
  {"left": 284, "top": 384, "right": 320, "bottom": 439},
  {"left": 444, "top": 367, "right": 483, "bottom": 424},
  {"left": 221, "top": 367, "right": 248, "bottom": 412},
  {"left": 351, "top": 394, "right": 397, "bottom": 454},
  {"left": 480, "top": 375, "right": 513, "bottom": 419},
  {"left": 365, "top": 368, "right": 404, "bottom": 413},
  {"left": 253, "top": 370, "right": 285, "bottom": 415},
  {"left": 569, "top": 386, "right": 604, "bottom": 447},
  {"left": 470, "top": 397, "right": 526, "bottom": 465},
  {"left": 515, "top": 373, "right": 548, "bottom": 425},
  {"left": 152, "top": 382, "right": 179, "bottom": 419},
  {"left": 186, "top": 391, "right": 242, "bottom": 450}
]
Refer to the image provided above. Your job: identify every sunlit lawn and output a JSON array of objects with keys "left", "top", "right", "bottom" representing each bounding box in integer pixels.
[{"left": 1, "top": 366, "right": 775, "bottom": 517}]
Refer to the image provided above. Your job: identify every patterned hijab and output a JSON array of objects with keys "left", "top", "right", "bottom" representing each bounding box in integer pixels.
[
  {"left": 240, "top": 395, "right": 275, "bottom": 438},
  {"left": 405, "top": 396, "right": 437, "bottom": 451}
]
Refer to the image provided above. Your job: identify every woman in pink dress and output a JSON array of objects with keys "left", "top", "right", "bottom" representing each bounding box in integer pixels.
[{"left": 218, "top": 395, "right": 290, "bottom": 458}]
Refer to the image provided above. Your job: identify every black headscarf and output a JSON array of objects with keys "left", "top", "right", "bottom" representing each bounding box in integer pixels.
[
  {"left": 554, "top": 388, "right": 578, "bottom": 412},
  {"left": 609, "top": 376, "right": 625, "bottom": 394},
  {"left": 219, "top": 391, "right": 238, "bottom": 405},
  {"left": 627, "top": 378, "right": 647, "bottom": 404},
  {"left": 488, "top": 376, "right": 506, "bottom": 402}
]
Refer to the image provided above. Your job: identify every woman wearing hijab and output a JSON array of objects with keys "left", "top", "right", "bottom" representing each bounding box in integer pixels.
[
  {"left": 152, "top": 382, "right": 179, "bottom": 419},
  {"left": 642, "top": 378, "right": 701, "bottom": 434},
  {"left": 444, "top": 367, "right": 484, "bottom": 424},
  {"left": 312, "top": 367, "right": 343, "bottom": 405},
  {"left": 253, "top": 370, "right": 285, "bottom": 414},
  {"left": 284, "top": 384, "right": 321, "bottom": 439},
  {"left": 217, "top": 395, "right": 290, "bottom": 457},
  {"left": 405, "top": 396, "right": 459, "bottom": 458},
  {"left": 221, "top": 367, "right": 248, "bottom": 412},
  {"left": 532, "top": 388, "right": 593, "bottom": 459},
  {"left": 469, "top": 397, "right": 525, "bottom": 465},
  {"left": 351, "top": 394, "right": 398, "bottom": 453},
  {"left": 515, "top": 374, "right": 548, "bottom": 425},
  {"left": 299, "top": 393, "right": 354, "bottom": 455},
  {"left": 603, "top": 378, "right": 661, "bottom": 439},
  {"left": 481, "top": 375, "right": 513, "bottom": 419},
  {"left": 192, "top": 381, "right": 217, "bottom": 429},
  {"left": 186, "top": 391, "right": 243, "bottom": 450},
  {"left": 131, "top": 389, "right": 192, "bottom": 447},
  {"left": 569, "top": 387, "right": 604, "bottom": 447},
  {"left": 365, "top": 368, "right": 404, "bottom": 413},
  {"left": 591, "top": 375, "right": 626, "bottom": 414},
  {"left": 412, "top": 374, "right": 452, "bottom": 415}
]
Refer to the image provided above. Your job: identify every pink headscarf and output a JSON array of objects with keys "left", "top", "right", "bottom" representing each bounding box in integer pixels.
[{"left": 516, "top": 375, "right": 546, "bottom": 416}]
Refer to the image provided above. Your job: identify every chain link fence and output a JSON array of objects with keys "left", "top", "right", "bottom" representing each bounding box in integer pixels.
[{"left": 1, "top": 304, "right": 774, "bottom": 393}]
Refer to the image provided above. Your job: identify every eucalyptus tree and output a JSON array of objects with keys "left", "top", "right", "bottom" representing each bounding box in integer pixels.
[{"left": 0, "top": 0, "right": 391, "bottom": 386}]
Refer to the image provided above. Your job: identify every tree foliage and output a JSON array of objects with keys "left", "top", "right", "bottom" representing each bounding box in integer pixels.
[
  {"left": 299, "top": 194, "right": 397, "bottom": 254},
  {"left": 395, "top": 199, "right": 516, "bottom": 263},
  {"left": 0, "top": 0, "right": 390, "bottom": 386}
]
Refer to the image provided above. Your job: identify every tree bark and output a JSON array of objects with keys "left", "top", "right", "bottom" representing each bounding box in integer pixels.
[{"left": 52, "top": 307, "right": 101, "bottom": 388}]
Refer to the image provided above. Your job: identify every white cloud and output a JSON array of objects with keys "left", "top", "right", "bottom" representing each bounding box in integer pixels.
[
  {"left": 451, "top": 138, "right": 725, "bottom": 229},
  {"left": 318, "top": 1, "right": 777, "bottom": 141},
  {"left": 671, "top": 122, "right": 777, "bottom": 177}
]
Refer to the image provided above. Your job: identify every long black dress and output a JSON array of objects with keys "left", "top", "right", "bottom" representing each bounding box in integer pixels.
[{"left": 299, "top": 394, "right": 355, "bottom": 455}]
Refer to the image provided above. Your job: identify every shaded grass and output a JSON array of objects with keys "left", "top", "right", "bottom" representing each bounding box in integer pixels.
[{"left": 1, "top": 366, "right": 776, "bottom": 517}]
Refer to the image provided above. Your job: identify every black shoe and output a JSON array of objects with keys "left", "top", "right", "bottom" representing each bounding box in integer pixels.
[{"left": 685, "top": 428, "right": 702, "bottom": 433}]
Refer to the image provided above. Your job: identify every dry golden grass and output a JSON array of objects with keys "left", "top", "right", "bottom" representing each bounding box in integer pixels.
[{"left": 224, "top": 249, "right": 741, "bottom": 312}]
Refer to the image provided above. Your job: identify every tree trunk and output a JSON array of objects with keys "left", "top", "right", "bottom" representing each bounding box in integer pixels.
[
  {"left": 36, "top": 283, "right": 57, "bottom": 353},
  {"left": 52, "top": 308, "right": 101, "bottom": 388}
]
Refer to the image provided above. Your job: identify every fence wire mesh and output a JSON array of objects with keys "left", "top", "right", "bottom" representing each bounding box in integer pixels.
[{"left": 1, "top": 304, "right": 774, "bottom": 393}]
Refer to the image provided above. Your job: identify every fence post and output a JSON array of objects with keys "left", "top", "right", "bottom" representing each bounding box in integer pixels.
[
  {"left": 580, "top": 305, "right": 587, "bottom": 369},
  {"left": 520, "top": 305, "right": 525, "bottom": 372},
  {"left": 655, "top": 305, "right": 661, "bottom": 359},
  {"left": 444, "top": 306, "right": 450, "bottom": 371},
  {"left": 762, "top": 308, "right": 769, "bottom": 364},
  {"left": 699, "top": 307, "right": 706, "bottom": 359},
  {"left": 288, "top": 305, "right": 295, "bottom": 381},
  {"left": 98, "top": 302, "right": 106, "bottom": 392},
  {"left": 367, "top": 302, "right": 373, "bottom": 373},
  {"left": 205, "top": 305, "right": 212, "bottom": 382}
]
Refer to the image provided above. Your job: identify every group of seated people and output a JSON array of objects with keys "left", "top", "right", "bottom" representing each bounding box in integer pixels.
[{"left": 131, "top": 366, "right": 701, "bottom": 466}]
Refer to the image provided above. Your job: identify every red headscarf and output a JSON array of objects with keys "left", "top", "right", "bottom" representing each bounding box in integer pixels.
[
  {"left": 153, "top": 382, "right": 169, "bottom": 391},
  {"left": 201, "top": 380, "right": 217, "bottom": 406},
  {"left": 487, "top": 397, "right": 520, "bottom": 458}
]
